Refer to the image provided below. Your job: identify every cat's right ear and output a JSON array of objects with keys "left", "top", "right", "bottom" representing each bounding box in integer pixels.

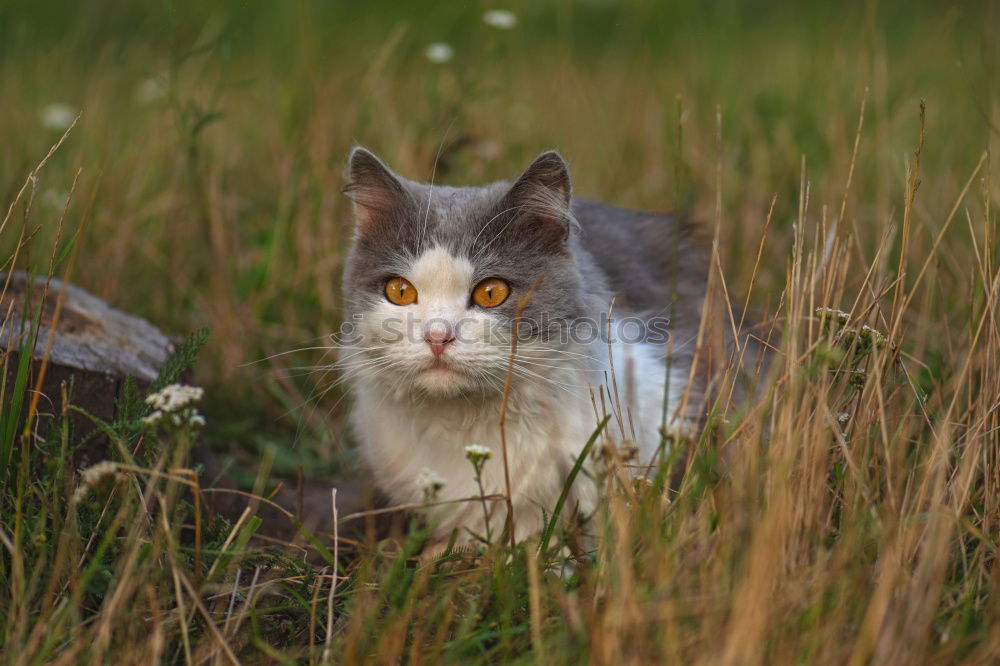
[
  {"left": 343, "top": 147, "right": 407, "bottom": 230},
  {"left": 496, "top": 151, "right": 574, "bottom": 249}
]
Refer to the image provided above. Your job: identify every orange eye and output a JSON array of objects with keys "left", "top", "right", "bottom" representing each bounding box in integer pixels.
[
  {"left": 472, "top": 278, "right": 510, "bottom": 308},
  {"left": 385, "top": 277, "right": 417, "bottom": 305}
]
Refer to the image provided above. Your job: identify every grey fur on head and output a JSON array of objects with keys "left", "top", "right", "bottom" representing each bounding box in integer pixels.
[
  {"left": 340, "top": 147, "right": 721, "bottom": 405},
  {"left": 342, "top": 147, "right": 596, "bottom": 334}
]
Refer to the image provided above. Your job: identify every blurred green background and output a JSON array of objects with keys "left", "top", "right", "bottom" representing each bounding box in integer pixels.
[{"left": 1, "top": 0, "right": 997, "bottom": 477}]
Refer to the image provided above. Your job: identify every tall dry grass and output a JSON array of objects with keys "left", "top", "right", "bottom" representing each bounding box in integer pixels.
[{"left": 1, "top": 1, "right": 999, "bottom": 663}]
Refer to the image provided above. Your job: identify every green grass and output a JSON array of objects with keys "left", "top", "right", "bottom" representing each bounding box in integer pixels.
[{"left": 2, "top": 0, "right": 999, "bottom": 663}]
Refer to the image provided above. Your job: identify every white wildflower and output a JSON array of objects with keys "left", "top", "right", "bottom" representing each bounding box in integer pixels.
[
  {"left": 860, "top": 324, "right": 887, "bottom": 347},
  {"left": 143, "top": 407, "right": 205, "bottom": 430},
  {"left": 464, "top": 444, "right": 492, "bottom": 464},
  {"left": 41, "top": 189, "right": 70, "bottom": 211},
  {"left": 182, "top": 409, "right": 206, "bottom": 429},
  {"left": 816, "top": 306, "right": 850, "bottom": 318},
  {"left": 483, "top": 9, "right": 517, "bottom": 29},
  {"left": 72, "top": 485, "right": 88, "bottom": 504},
  {"left": 424, "top": 42, "right": 454, "bottom": 64},
  {"left": 417, "top": 467, "right": 445, "bottom": 500},
  {"left": 40, "top": 104, "right": 77, "bottom": 132},
  {"left": 72, "top": 461, "right": 125, "bottom": 503},
  {"left": 143, "top": 384, "right": 206, "bottom": 430},
  {"left": 145, "top": 384, "right": 204, "bottom": 412},
  {"left": 135, "top": 77, "right": 167, "bottom": 104},
  {"left": 80, "top": 461, "right": 121, "bottom": 485},
  {"left": 816, "top": 306, "right": 850, "bottom": 325}
]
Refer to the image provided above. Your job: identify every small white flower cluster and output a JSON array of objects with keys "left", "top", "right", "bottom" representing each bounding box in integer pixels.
[
  {"left": 135, "top": 77, "right": 167, "bottom": 105},
  {"left": 816, "top": 306, "right": 849, "bottom": 318},
  {"left": 40, "top": 103, "right": 77, "bottom": 132},
  {"left": 483, "top": 9, "right": 517, "bottom": 30},
  {"left": 71, "top": 461, "right": 125, "bottom": 503},
  {"left": 424, "top": 42, "right": 454, "bottom": 64},
  {"left": 860, "top": 324, "right": 887, "bottom": 348},
  {"left": 42, "top": 189, "right": 70, "bottom": 211},
  {"left": 143, "top": 410, "right": 206, "bottom": 429},
  {"left": 146, "top": 384, "right": 203, "bottom": 411},
  {"left": 464, "top": 444, "right": 492, "bottom": 465},
  {"left": 816, "top": 306, "right": 850, "bottom": 326},
  {"left": 143, "top": 384, "right": 206, "bottom": 429},
  {"left": 417, "top": 467, "right": 445, "bottom": 501}
]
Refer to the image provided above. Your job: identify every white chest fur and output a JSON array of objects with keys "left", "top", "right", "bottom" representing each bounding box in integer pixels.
[{"left": 351, "top": 337, "right": 685, "bottom": 542}]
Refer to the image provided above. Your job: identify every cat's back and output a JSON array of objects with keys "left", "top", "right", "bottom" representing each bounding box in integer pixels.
[{"left": 570, "top": 199, "right": 708, "bottom": 321}]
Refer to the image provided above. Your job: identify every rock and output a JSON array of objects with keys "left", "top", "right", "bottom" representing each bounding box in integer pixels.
[{"left": 0, "top": 270, "right": 176, "bottom": 466}]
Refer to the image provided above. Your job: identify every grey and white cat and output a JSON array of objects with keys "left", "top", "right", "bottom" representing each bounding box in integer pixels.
[{"left": 340, "top": 148, "right": 720, "bottom": 544}]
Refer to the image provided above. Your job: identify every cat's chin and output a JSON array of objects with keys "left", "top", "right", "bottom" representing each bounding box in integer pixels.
[{"left": 411, "top": 365, "right": 489, "bottom": 399}]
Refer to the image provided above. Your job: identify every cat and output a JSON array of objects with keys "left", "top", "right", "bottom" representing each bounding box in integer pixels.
[{"left": 339, "top": 147, "right": 750, "bottom": 546}]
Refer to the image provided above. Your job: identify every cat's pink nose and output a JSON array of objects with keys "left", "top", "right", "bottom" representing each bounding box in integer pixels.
[{"left": 424, "top": 329, "right": 455, "bottom": 357}]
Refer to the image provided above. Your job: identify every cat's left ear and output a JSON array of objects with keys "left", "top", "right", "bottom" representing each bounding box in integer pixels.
[
  {"left": 501, "top": 151, "right": 573, "bottom": 243},
  {"left": 343, "top": 147, "right": 408, "bottom": 231}
]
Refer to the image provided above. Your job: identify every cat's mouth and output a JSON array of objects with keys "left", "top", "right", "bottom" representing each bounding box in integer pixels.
[
  {"left": 413, "top": 356, "right": 483, "bottom": 396},
  {"left": 425, "top": 357, "right": 458, "bottom": 373}
]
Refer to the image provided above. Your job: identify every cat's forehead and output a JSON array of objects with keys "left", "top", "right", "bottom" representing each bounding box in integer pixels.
[
  {"left": 408, "top": 245, "right": 475, "bottom": 299},
  {"left": 406, "top": 181, "right": 508, "bottom": 246}
]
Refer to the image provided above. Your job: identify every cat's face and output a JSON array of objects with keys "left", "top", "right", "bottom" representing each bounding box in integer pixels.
[{"left": 341, "top": 148, "right": 590, "bottom": 399}]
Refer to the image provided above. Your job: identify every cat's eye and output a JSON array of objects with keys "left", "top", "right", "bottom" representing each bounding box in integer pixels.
[
  {"left": 472, "top": 278, "right": 510, "bottom": 308},
  {"left": 385, "top": 277, "right": 417, "bottom": 305}
]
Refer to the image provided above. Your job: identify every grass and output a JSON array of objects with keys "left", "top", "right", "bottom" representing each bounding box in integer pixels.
[{"left": 1, "top": 0, "right": 999, "bottom": 662}]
